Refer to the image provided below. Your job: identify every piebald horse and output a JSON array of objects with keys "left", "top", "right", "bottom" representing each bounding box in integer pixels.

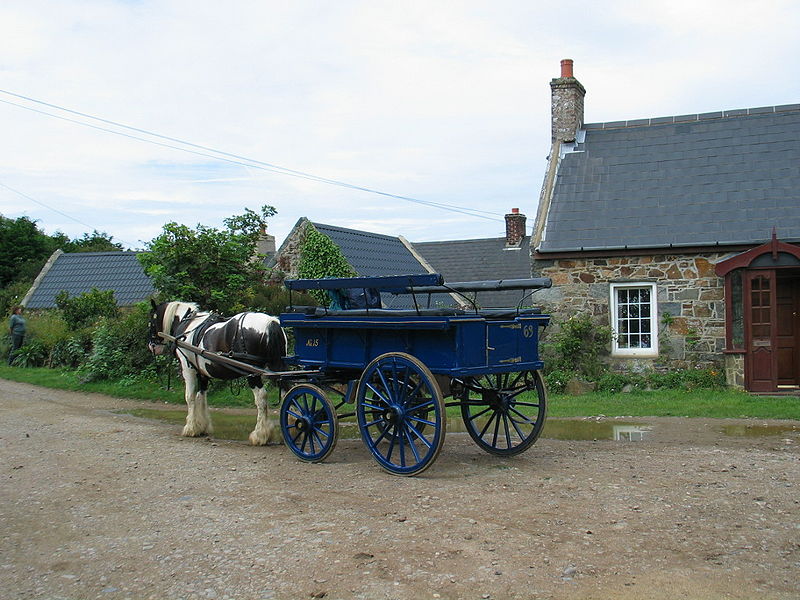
[{"left": 148, "top": 300, "right": 287, "bottom": 445}]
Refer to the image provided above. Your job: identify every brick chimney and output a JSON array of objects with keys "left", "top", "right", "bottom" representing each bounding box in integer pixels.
[
  {"left": 550, "top": 58, "right": 586, "bottom": 143},
  {"left": 505, "top": 208, "right": 527, "bottom": 246}
]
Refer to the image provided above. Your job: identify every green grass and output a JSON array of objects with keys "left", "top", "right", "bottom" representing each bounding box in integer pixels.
[
  {"left": 0, "top": 365, "right": 280, "bottom": 408},
  {"left": 547, "top": 388, "right": 800, "bottom": 420},
  {"left": 0, "top": 365, "right": 798, "bottom": 420}
]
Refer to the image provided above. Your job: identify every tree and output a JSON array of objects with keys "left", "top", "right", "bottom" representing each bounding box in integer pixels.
[
  {"left": 0, "top": 215, "right": 54, "bottom": 286},
  {"left": 138, "top": 206, "right": 277, "bottom": 314},
  {"left": 60, "top": 231, "right": 124, "bottom": 253}
]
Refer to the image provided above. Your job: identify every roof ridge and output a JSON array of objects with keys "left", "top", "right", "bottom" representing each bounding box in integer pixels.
[
  {"left": 584, "top": 103, "right": 800, "bottom": 131},
  {"left": 311, "top": 221, "right": 402, "bottom": 241}
]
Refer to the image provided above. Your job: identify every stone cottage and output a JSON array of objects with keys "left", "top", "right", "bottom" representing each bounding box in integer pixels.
[{"left": 531, "top": 59, "right": 800, "bottom": 392}]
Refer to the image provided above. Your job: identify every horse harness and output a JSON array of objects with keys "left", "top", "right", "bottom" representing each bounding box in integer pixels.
[{"left": 170, "top": 309, "right": 269, "bottom": 374}]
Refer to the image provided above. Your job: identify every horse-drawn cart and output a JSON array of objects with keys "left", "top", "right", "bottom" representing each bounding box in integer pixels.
[{"left": 159, "top": 273, "right": 551, "bottom": 476}]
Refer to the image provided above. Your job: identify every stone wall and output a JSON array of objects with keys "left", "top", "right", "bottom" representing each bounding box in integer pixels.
[
  {"left": 272, "top": 220, "right": 308, "bottom": 279},
  {"left": 533, "top": 252, "right": 735, "bottom": 377}
]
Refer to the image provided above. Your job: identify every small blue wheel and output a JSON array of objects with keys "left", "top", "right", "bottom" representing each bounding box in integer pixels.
[
  {"left": 356, "top": 353, "right": 445, "bottom": 476},
  {"left": 280, "top": 384, "right": 338, "bottom": 463}
]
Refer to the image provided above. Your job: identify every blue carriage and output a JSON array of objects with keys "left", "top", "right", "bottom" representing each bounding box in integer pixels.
[{"left": 278, "top": 273, "right": 551, "bottom": 476}]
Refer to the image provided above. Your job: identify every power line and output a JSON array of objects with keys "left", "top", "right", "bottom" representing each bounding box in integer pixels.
[
  {"left": 0, "top": 89, "right": 507, "bottom": 223},
  {"left": 0, "top": 180, "right": 136, "bottom": 249}
]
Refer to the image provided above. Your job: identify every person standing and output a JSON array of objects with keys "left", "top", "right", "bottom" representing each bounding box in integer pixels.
[{"left": 8, "top": 306, "right": 26, "bottom": 366}]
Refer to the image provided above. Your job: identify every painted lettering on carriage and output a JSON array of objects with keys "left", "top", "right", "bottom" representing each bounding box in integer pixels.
[
  {"left": 523, "top": 325, "right": 535, "bottom": 338},
  {"left": 500, "top": 323, "right": 522, "bottom": 329},
  {"left": 306, "top": 338, "right": 320, "bottom": 347}
]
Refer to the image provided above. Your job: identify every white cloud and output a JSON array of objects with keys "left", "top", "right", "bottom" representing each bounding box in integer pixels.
[{"left": 0, "top": 0, "right": 798, "bottom": 248}]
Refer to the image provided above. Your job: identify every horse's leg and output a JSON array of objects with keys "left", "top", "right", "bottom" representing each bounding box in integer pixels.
[
  {"left": 195, "top": 375, "right": 213, "bottom": 436},
  {"left": 181, "top": 368, "right": 211, "bottom": 437},
  {"left": 248, "top": 375, "right": 274, "bottom": 446}
]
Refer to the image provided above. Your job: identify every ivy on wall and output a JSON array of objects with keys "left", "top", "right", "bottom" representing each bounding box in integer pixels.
[{"left": 297, "top": 223, "right": 356, "bottom": 305}]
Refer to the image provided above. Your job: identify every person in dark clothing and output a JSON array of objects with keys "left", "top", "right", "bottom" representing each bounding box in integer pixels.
[{"left": 8, "top": 306, "right": 26, "bottom": 365}]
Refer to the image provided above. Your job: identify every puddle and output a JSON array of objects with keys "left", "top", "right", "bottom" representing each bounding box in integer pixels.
[
  {"left": 123, "top": 409, "right": 258, "bottom": 441},
  {"left": 122, "top": 409, "right": 653, "bottom": 443},
  {"left": 720, "top": 424, "right": 799, "bottom": 438}
]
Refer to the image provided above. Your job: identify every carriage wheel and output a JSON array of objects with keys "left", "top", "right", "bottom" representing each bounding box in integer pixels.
[
  {"left": 460, "top": 370, "right": 547, "bottom": 456},
  {"left": 356, "top": 353, "right": 445, "bottom": 476},
  {"left": 280, "top": 384, "right": 338, "bottom": 463}
]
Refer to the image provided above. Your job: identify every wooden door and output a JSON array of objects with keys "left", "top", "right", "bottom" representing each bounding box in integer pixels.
[
  {"left": 745, "top": 271, "right": 777, "bottom": 392},
  {"left": 776, "top": 276, "right": 800, "bottom": 387}
]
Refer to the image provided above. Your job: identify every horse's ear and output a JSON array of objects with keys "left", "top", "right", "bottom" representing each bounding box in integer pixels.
[{"left": 150, "top": 298, "right": 158, "bottom": 311}]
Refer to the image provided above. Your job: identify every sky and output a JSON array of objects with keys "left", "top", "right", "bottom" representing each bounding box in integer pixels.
[{"left": 1, "top": 0, "right": 799, "bottom": 250}]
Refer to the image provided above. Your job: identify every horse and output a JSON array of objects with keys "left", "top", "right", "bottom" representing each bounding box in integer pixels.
[{"left": 148, "top": 300, "right": 287, "bottom": 445}]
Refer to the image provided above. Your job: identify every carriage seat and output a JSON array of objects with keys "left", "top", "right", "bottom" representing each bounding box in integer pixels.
[
  {"left": 283, "top": 306, "right": 466, "bottom": 317},
  {"left": 283, "top": 306, "right": 541, "bottom": 318}
]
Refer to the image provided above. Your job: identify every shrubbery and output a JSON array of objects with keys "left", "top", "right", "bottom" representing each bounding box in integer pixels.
[{"left": 541, "top": 312, "right": 725, "bottom": 394}]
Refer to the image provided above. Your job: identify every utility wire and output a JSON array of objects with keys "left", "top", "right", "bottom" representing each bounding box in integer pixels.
[
  {"left": 0, "top": 179, "right": 136, "bottom": 248},
  {"left": 0, "top": 89, "right": 506, "bottom": 222}
]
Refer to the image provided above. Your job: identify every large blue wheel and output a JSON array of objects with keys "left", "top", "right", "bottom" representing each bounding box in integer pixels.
[
  {"left": 460, "top": 370, "right": 547, "bottom": 456},
  {"left": 280, "top": 384, "right": 338, "bottom": 463},
  {"left": 356, "top": 352, "right": 445, "bottom": 476}
]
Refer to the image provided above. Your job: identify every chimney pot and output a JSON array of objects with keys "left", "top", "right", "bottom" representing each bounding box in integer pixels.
[
  {"left": 560, "top": 58, "right": 574, "bottom": 78},
  {"left": 511, "top": 207, "right": 519, "bottom": 214}
]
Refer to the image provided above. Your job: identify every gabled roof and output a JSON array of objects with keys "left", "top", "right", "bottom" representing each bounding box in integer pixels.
[
  {"left": 414, "top": 237, "right": 534, "bottom": 307},
  {"left": 24, "top": 251, "right": 155, "bottom": 309},
  {"left": 311, "top": 222, "right": 426, "bottom": 277},
  {"left": 538, "top": 104, "right": 800, "bottom": 253}
]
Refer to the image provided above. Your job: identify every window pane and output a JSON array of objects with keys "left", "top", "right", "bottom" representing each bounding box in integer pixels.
[{"left": 731, "top": 270, "right": 744, "bottom": 348}]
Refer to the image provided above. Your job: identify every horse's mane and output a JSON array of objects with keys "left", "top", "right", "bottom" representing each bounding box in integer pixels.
[{"left": 163, "top": 301, "right": 201, "bottom": 332}]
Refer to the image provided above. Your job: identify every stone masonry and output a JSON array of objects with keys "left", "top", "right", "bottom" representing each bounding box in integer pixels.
[{"left": 533, "top": 252, "right": 730, "bottom": 375}]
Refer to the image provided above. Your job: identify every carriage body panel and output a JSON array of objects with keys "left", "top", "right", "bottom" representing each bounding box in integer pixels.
[{"left": 280, "top": 311, "right": 548, "bottom": 376}]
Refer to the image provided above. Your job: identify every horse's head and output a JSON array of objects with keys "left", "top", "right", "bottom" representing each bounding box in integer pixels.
[{"left": 148, "top": 299, "right": 168, "bottom": 355}]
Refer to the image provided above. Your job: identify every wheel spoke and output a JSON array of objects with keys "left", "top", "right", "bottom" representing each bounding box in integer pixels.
[
  {"left": 406, "top": 421, "right": 432, "bottom": 449},
  {"left": 508, "top": 413, "right": 529, "bottom": 440},
  {"left": 404, "top": 427, "right": 422, "bottom": 462},
  {"left": 508, "top": 405, "right": 538, "bottom": 425},
  {"left": 365, "top": 381, "right": 391, "bottom": 405},
  {"left": 491, "top": 411, "right": 501, "bottom": 447},
  {"left": 502, "top": 413, "right": 513, "bottom": 448},
  {"left": 479, "top": 410, "right": 498, "bottom": 439},
  {"left": 467, "top": 405, "right": 493, "bottom": 422}
]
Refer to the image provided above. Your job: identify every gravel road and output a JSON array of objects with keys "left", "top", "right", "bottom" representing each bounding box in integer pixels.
[{"left": 1, "top": 378, "right": 798, "bottom": 600}]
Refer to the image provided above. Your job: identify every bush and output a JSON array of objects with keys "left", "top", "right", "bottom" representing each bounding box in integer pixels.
[
  {"left": 543, "top": 313, "right": 612, "bottom": 381},
  {"left": 50, "top": 334, "right": 91, "bottom": 368},
  {"left": 78, "top": 302, "right": 155, "bottom": 381},
  {"left": 56, "top": 288, "right": 118, "bottom": 330},
  {"left": 11, "top": 339, "right": 48, "bottom": 367},
  {"left": 544, "top": 369, "right": 576, "bottom": 394},
  {"left": 596, "top": 372, "right": 630, "bottom": 393}
]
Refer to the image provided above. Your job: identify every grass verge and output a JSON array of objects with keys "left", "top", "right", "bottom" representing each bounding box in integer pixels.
[{"left": 0, "top": 366, "right": 797, "bottom": 420}]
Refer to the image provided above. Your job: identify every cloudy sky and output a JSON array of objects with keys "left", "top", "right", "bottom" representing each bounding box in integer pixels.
[{"left": 1, "top": 1, "right": 799, "bottom": 249}]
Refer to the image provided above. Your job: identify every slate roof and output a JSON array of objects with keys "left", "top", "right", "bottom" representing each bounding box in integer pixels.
[
  {"left": 25, "top": 251, "right": 155, "bottom": 309},
  {"left": 307, "top": 222, "right": 430, "bottom": 309},
  {"left": 414, "top": 237, "right": 534, "bottom": 308},
  {"left": 311, "top": 222, "right": 426, "bottom": 277},
  {"left": 539, "top": 104, "right": 800, "bottom": 253}
]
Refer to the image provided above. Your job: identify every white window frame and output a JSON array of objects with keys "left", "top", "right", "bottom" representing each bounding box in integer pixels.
[{"left": 610, "top": 282, "right": 659, "bottom": 357}]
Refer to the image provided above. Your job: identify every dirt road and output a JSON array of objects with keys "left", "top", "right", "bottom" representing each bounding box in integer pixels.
[{"left": 1, "top": 378, "right": 798, "bottom": 599}]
